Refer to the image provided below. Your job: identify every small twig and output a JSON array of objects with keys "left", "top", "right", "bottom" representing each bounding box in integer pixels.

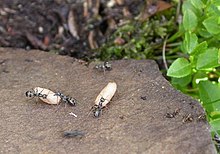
[
  {"left": 162, "top": 36, "right": 168, "bottom": 70},
  {"left": 68, "top": 9, "right": 79, "bottom": 40},
  {"left": 69, "top": 112, "right": 77, "bottom": 117},
  {"left": 83, "top": 1, "right": 88, "bottom": 17},
  {"left": 176, "top": 0, "right": 182, "bottom": 24},
  {"left": 88, "top": 31, "right": 98, "bottom": 49}
]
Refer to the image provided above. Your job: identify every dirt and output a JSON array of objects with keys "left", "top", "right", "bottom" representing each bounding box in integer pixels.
[
  {"left": 0, "top": 48, "right": 216, "bottom": 154},
  {"left": 0, "top": 0, "right": 146, "bottom": 59}
]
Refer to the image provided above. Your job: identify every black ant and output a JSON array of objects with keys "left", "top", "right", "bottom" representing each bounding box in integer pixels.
[
  {"left": 54, "top": 92, "right": 77, "bottom": 106},
  {"left": 25, "top": 88, "right": 47, "bottom": 99},
  {"left": 213, "top": 132, "right": 220, "bottom": 151},
  {"left": 63, "top": 130, "right": 85, "bottom": 138},
  {"left": 95, "top": 61, "right": 112, "bottom": 72},
  {"left": 92, "top": 97, "right": 106, "bottom": 117},
  {"left": 165, "top": 108, "right": 180, "bottom": 118}
]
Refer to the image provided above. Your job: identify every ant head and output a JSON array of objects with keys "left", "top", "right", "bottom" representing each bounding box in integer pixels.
[
  {"left": 25, "top": 91, "right": 34, "bottom": 97},
  {"left": 104, "top": 61, "right": 112, "bottom": 69},
  {"left": 95, "top": 65, "right": 99, "bottom": 69},
  {"left": 42, "top": 94, "right": 47, "bottom": 99},
  {"left": 94, "top": 108, "right": 101, "bottom": 117},
  {"left": 54, "top": 92, "right": 62, "bottom": 96},
  {"left": 67, "top": 97, "right": 77, "bottom": 106},
  {"left": 100, "top": 97, "right": 105, "bottom": 102}
]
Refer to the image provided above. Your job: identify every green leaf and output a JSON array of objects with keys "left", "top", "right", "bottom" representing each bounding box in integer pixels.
[
  {"left": 210, "top": 111, "right": 220, "bottom": 119},
  {"left": 190, "top": 41, "right": 208, "bottom": 66},
  {"left": 167, "top": 58, "right": 191, "bottom": 78},
  {"left": 171, "top": 74, "right": 192, "bottom": 88},
  {"left": 203, "top": 16, "right": 220, "bottom": 35},
  {"left": 191, "top": 41, "right": 207, "bottom": 55},
  {"left": 206, "top": 3, "right": 220, "bottom": 17},
  {"left": 210, "top": 119, "right": 220, "bottom": 131},
  {"left": 183, "top": 32, "right": 198, "bottom": 54},
  {"left": 191, "top": 0, "right": 204, "bottom": 9},
  {"left": 182, "top": 1, "right": 201, "bottom": 17},
  {"left": 171, "top": 74, "right": 192, "bottom": 86},
  {"left": 199, "top": 81, "right": 220, "bottom": 114},
  {"left": 183, "top": 10, "right": 198, "bottom": 31},
  {"left": 213, "top": 0, "right": 220, "bottom": 5},
  {"left": 218, "top": 49, "right": 220, "bottom": 64},
  {"left": 198, "top": 27, "right": 212, "bottom": 38},
  {"left": 192, "top": 71, "right": 207, "bottom": 88},
  {"left": 196, "top": 48, "right": 220, "bottom": 70},
  {"left": 199, "top": 81, "right": 220, "bottom": 104}
]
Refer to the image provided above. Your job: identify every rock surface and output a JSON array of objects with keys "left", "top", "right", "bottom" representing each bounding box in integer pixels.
[{"left": 0, "top": 48, "right": 216, "bottom": 154}]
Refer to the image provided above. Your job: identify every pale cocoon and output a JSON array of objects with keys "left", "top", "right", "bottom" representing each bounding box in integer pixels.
[
  {"left": 34, "top": 87, "right": 61, "bottom": 105},
  {"left": 95, "top": 82, "right": 117, "bottom": 107}
]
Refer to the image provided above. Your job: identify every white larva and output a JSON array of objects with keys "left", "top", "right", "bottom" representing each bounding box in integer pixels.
[
  {"left": 93, "top": 82, "right": 117, "bottom": 117},
  {"left": 34, "top": 87, "right": 61, "bottom": 105},
  {"left": 95, "top": 82, "right": 117, "bottom": 107}
]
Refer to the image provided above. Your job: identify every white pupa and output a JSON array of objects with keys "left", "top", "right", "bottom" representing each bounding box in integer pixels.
[
  {"left": 95, "top": 82, "right": 117, "bottom": 107},
  {"left": 34, "top": 87, "right": 61, "bottom": 105}
]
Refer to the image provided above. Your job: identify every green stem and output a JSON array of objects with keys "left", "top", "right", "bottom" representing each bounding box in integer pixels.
[
  {"left": 184, "top": 88, "right": 199, "bottom": 92},
  {"left": 166, "top": 42, "right": 182, "bottom": 47},
  {"left": 167, "top": 31, "right": 183, "bottom": 43}
]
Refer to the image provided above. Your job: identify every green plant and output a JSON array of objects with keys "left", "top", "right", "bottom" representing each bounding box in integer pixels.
[
  {"left": 167, "top": 0, "right": 220, "bottom": 142},
  {"left": 96, "top": 7, "right": 178, "bottom": 60}
]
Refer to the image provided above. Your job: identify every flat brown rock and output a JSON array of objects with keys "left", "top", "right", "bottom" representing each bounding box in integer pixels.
[{"left": 0, "top": 48, "right": 216, "bottom": 154}]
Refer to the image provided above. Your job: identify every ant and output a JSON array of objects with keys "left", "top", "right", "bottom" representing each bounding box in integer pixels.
[
  {"left": 213, "top": 132, "right": 220, "bottom": 151},
  {"left": 25, "top": 88, "right": 47, "bottom": 99},
  {"left": 95, "top": 61, "right": 112, "bottom": 72},
  {"left": 92, "top": 97, "right": 106, "bottom": 117},
  {"left": 214, "top": 134, "right": 220, "bottom": 143},
  {"left": 54, "top": 92, "right": 77, "bottom": 106},
  {"left": 165, "top": 108, "right": 180, "bottom": 118},
  {"left": 63, "top": 130, "right": 85, "bottom": 138}
]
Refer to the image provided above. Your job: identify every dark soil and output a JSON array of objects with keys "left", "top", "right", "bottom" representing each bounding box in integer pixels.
[{"left": 0, "top": 0, "right": 146, "bottom": 59}]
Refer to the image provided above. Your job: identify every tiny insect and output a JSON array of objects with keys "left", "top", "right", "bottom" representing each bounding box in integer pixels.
[
  {"left": 92, "top": 82, "right": 117, "bottom": 117},
  {"left": 63, "top": 130, "right": 85, "bottom": 138},
  {"left": 197, "top": 114, "right": 206, "bottom": 121},
  {"left": 92, "top": 97, "right": 106, "bottom": 117},
  {"left": 182, "top": 113, "right": 193, "bottom": 123},
  {"left": 213, "top": 133, "right": 220, "bottom": 151},
  {"left": 95, "top": 61, "right": 112, "bottom": 72},
  {"left": 26, "top": 87, "right": 61, "bottom": 105},
  {"left": 26, "top": 88, "right": 47, "bottom": 99},
  {"left": 54, "top": 92, "right": 77, "bottom": 106},
  {"left": 165, "top": 108, "right": 180, "bottom": 118},
  {"left": 214, "top": 134, "right": 220, "bottom": 143}
]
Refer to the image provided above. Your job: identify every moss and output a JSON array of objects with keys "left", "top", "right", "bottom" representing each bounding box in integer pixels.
[{"left": 94, "top": 8, "right": 178, "bottom": 61}]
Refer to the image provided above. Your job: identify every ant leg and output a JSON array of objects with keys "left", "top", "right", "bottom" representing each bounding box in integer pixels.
[
  {"left": 64, "top": 101, "right": 67, "bottom": 108},
  {"left": 42, "top": 94, "right": 47, "bottom": 99},
  {"left": 38, "top": 88, "right": 45, "bottom": 98},
  {"left": 54, "top": 95, "right": 62, "bottom": 112},
  {"left": 55, "top": 102, "right": 62, "bottom": 112},
  {"left": 31, "top": 88, "right": 39, "bottom": 104}
]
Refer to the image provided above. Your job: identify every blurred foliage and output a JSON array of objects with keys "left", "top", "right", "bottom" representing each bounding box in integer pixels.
[
  {"left": 95, "top": 7, "right": 178, "bottom": 61},
  {"left": 166, "top": 0, "right": 220, "bottom": 152}
]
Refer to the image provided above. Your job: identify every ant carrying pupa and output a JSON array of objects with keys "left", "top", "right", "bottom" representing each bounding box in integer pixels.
[
  {"left": 61, "top": 82, "right": 117, "bottom": 139},
  {"left": 54, "top": 92, "right": 77, "bottom": 106},
  {"left": 91, "top": 82, "right": 117, "bottom": 117},
  {"left": 25, "top": 87, "right": 61, "bottom": 104},
  {"left": 26, "top": 88, "right": 47, "bottom": 99},
  {"left": 94, "top": 61, "right": 112, "bottom": 72}
]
